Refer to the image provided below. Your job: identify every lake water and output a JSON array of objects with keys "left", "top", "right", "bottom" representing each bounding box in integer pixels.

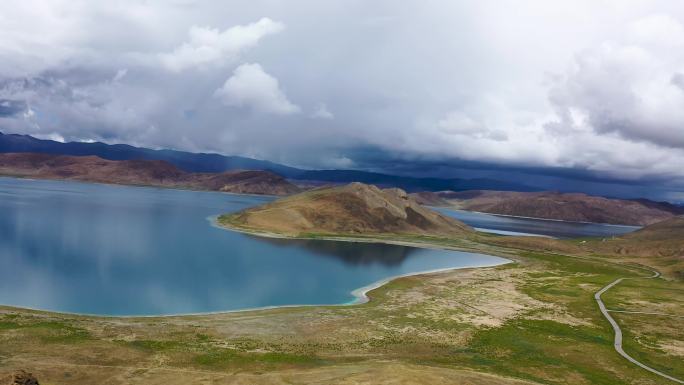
[
  {"left": 433, "top": 207, "right": 640, "bottom": 239},
  {"left": 0, "top": 177, "right": 508, "bottom": 316}
]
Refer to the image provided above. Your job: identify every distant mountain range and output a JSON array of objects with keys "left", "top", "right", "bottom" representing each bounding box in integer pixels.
[
  {"left": 0, "top": 131, "right": 299, "bottom": 175},
  {"left": 410, "top": 190, "right": 684, "bottom": 226},
  {"left": 0, "top": 153, "right": 300, "bottom": 195},
  {"left": 0, "top": 131, "right": 539, "bottom": 192}
]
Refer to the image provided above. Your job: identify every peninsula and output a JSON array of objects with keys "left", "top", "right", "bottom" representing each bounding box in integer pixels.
[{"left": 219, "top": 182, "right": 472, "bottom": 237}]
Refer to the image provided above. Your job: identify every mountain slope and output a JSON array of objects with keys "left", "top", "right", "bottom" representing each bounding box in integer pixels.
[
  {"left": 0, "top": 131, "right": 539, "bottom": 192},
  {"left": 292, "top": 169, "right": 539, "bottom": 192},
  {"left": 0, "top": 131, "right": 299, "bottom": 175},
  {"left": 409, "top": 191, "right": 452, "bottom": 206},
  {"left": 220, "top": 182, "right": 472, "bottom": 237},
  {"left": 591, "top": 216, "right": 684, "bottom": 257},
  {"left": 0, "top": 153, "right": 300, "bottom": 195},
  {"left": 578, "top": 216, "right": 684, "bottom": 279},
  {"left": 437, "top": 190, "right": 683, "bottom": 226}
]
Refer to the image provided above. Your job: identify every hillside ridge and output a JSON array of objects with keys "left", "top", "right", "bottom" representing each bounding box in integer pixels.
[
  {"left": 0, "top": 131, "right": 538, "bottom": 192},
  {"left": 411, "top": 190, "right": 684, "bottom": 226},
  {"left": 0, "top": 152, "right": 300, "bottom": 195},
  {"left": 221, "top": 182, "right": 472, "bottom": 237}
]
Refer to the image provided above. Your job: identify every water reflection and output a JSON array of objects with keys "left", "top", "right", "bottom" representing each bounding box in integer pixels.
[
  {"left": 248, "top": 236, "right": 416, "bottom": 267},
  {"left": 0, "top": 177, "right": 507, "bottom": 315}
]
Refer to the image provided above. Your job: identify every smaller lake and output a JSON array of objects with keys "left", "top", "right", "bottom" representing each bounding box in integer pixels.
[
  {"left": 434, "top": 208, "right": 641, "bottom": 239},
  {"left": 0, "top": 177, "right": 507, "bottom": 316}
]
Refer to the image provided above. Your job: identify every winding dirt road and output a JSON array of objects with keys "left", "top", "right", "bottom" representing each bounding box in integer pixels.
[{"left": 594, "top": 270, "right": 684, "bottom": 384}]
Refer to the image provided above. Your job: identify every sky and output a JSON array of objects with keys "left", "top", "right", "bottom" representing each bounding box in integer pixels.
[{"left": 1, "top": 1, "right": 684, "bottom": 200}]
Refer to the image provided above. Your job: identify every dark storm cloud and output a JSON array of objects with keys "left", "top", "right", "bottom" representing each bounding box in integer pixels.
[
  {"left": 337, "top": 147, "right": 684, "bottom": 201},
  {"left": 0, "top": 1, "right": 683, "bottom": 186},
  {"left": 0, "top": 100, "right": 26, "bottom": 117},
  {"left": 344, "top": 146, "right": 678, "bottom": 187},
  {"left": 671, "top": 73, "right": 684, "bottom": 91}
]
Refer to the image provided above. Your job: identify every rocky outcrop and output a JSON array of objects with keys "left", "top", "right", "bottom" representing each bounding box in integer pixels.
[{"left": 2, "top": 370, "right": 39, "bottom": 385}]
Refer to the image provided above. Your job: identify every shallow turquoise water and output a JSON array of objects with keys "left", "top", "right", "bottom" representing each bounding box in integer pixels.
[{"left": 0, "top": 177, "right": 508, "bottom": 316}]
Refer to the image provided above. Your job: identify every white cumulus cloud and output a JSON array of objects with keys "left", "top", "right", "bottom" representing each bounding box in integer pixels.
[
  {"left": 547, "top": 15, "right": 684, "bottom": 149},
  {"left": 160, "top": 18, "right": 284, "bottom": 72},
  {"left": 213, "top": 63, "right": 300, "bottom": 115}
]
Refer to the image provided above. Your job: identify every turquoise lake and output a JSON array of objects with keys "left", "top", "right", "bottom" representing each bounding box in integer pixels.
[{"left": 0, "top": 177, "right": 510, "bottom": 316}]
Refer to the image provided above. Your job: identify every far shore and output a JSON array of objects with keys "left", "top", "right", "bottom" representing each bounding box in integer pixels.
[
  {"left": 0, "top": 173, "right": 283, "bottom": 199},
  {"left": 434, "top": 206, "right": 644, "bottom": 228},
  {"left": 1, "top": 174, "right": 650, "bottom": 227}
]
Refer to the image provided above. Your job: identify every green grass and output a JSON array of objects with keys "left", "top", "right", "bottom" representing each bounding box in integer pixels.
[
  {"left": 194, "top": 349, "right": 323, "bottom": 369},
  {"left": 0, "top": 317, "right": 92, "bottom": 343},
  {"left": 423, "top": 251, "right": 677, "bottom": 384},
  {"left": 126, "top": 339, "right": 188, "bottom": 352},
  {"left": 0, "top": 321, "right": 21, "bottom": 330},
  {"left": 116, "top": 336, "right": 326, "bottom": 370},
  {"left": 451, "top": 319, "right": 623, "bottom": 384},
  {"left": 617, "top": 314, "right": 684, "bottom": 379}
]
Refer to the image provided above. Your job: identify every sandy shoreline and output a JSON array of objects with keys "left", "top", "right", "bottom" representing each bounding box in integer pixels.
[
  {"left": 348, "top": 260, "right": 511, "bottom": 305},
  {"left": 1, "top": 260, "right": 510, "bottom": 319}
]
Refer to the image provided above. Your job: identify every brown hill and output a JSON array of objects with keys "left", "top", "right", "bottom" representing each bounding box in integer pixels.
[
  {"left": 0, "top": 153, "right": 300, "bottom": 195},
  {"left": 579, "top": 216, "right": 684, "bottom": 279},
  {"left": 437, "top": 190, "right": 682, "bottom": 226},
  {"left": 586, "top": 216, "right": 684, "bottom": 258},
  {"left": 482, "top": 216, "right": 683, "bottom": 278},
  {"left": 221, "top": 182, "right": 472, "bottom": 237},
  {"left": 187, "top": 170, "right": 302, "bottom": 195}
]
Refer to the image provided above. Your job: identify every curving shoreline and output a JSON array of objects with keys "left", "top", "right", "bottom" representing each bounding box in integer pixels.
[
  {"left": 0, "top": 218, "right": 511, "bottom": 319},
  {"left": 348, "top": 261, "right": 511, "bottom": 305},
  {"left": 211, "top": 214, "right": 512, "bottom": 308},
  {"left": 0, "top": 260, "right": 510, "bottom": 319}
]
